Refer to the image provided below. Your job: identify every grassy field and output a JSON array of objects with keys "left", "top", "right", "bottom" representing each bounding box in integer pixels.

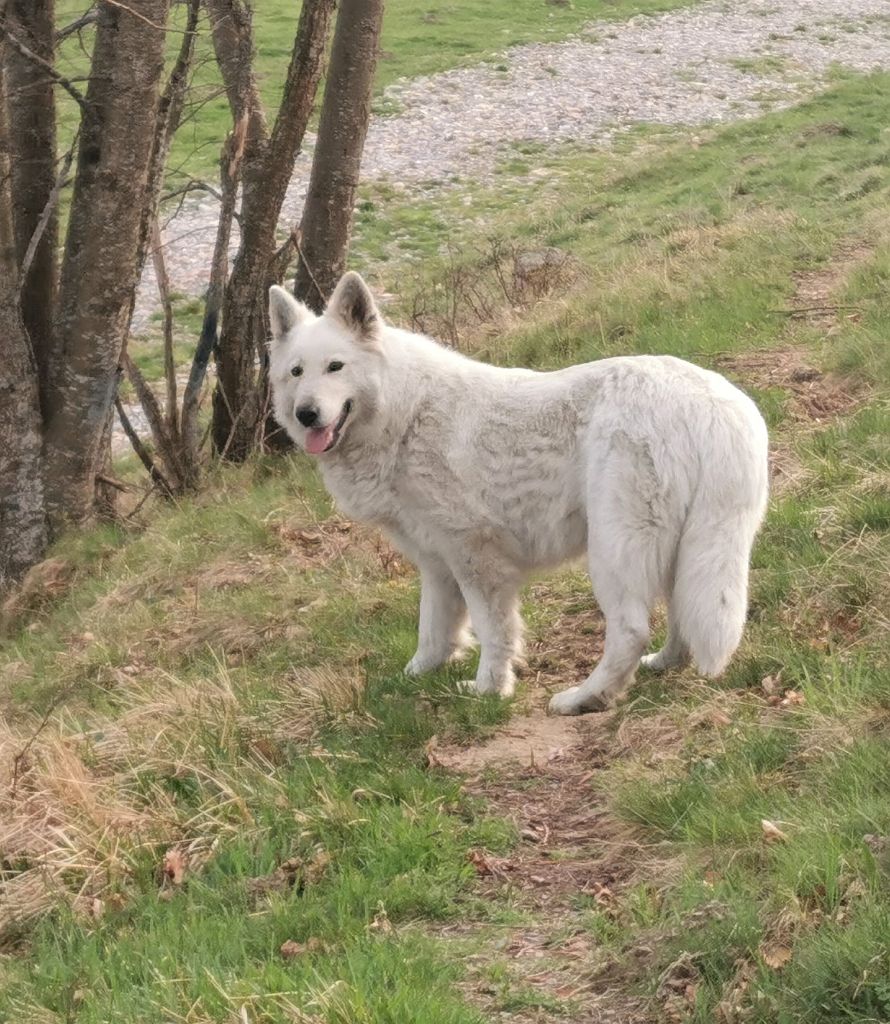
[
  {"left": 3, "top": 66, "right": 890, "bottom": 1023},
  {"left": 54, "top": 0, "right": 698, "bottom": 187}
]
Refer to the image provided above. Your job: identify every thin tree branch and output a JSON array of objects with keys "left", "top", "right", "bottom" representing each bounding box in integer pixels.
[
  {"left": 0, "top": 22, "right": 89, "bottom": 111},
  {"left": 100, "top": 0, "right": 171, "bottom": 31},
  {"left": 19, "top": 137, "right": 77, "bottom": 290},
  {"left": 114, "top": 395, "right": 175, "bottom": 498},
  {"left": 150, "top": 218, "right": 179, "bottom": 438},
  {"left": 56, "top": 7, "right": 98, "bottom": 43},
  {"left": 181, "top": 118, "right": 245, "bottom": 459},
  {"left": 161, "top": 179, "right": 225, "bottom": 206}
]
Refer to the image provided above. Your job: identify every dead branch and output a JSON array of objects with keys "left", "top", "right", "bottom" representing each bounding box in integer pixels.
[
  {"left": 19, "top": 138, "right": 76, "bottom": 290},
  {"left": 95, "top": 473, "right": 130, "bottom": 492},
  {"left": 161, "top": 179, "right": 226, "bottom": 207},
  {"left": 114, "top": 395, "right": 174, "bottom": 499},
  {"left": 0, "top": 21, "right": 89, "bottom": 111},
  {"left": 56, "top": 7, "right": 98, "bottom": 42},
  {"left": 150, "top": 218, "right": 179, "bottom": 439},
  {"left": 768, "top": 304, "right": 864, "bottom": 316},
  {"left": 180, "top": 116, "right": 245, "bottom": 464}
]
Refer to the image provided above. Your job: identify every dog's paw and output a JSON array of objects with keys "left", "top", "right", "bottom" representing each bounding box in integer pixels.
[
  {"left": 404, "top": 653, "right": 433, "bottom": 677},
  {"left": 549, "top": 686, "right": 609, "bottom": 716},
  {"left": 458, "top": 678, "right": 515, "bottom": 698}
]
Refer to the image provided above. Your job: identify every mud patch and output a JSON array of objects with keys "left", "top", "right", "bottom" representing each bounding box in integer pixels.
[
  {"left": 715, "top": 346, "right": 865, "bottom": 423},
  {"left": 527, "top": 596, "right": 607, "bottom": 694},
  {"left": 431, "top": 714, "right": 587, "bottom": 773},
  {"left": 787, "top": 239, "right": 872, "bottom": 330},
  {"left": 433, "top": 713, "right": 672, "bottom": 1022}
]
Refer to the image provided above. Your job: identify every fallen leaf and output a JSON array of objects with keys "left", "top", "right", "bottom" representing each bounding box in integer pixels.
[
  {"left": 369, "top": 901, "right": 394, "bottom": 934},
  {"left": 306, "top": 849, "right": 331, "bottom": 885},
  {"left": 761, "top": 943, "right": 792, "bottom": 969},
  {"left": 761, "top": 819, "right": 789, "bottom": 843},
  {"left": 162, "top": 847, "right": 188, "bottom": 885},
  {"left": 425, "top": 734, "right": 446, "bottom": 768},
  {"left": 760, "top": 673, "right": 782, "bottom": 696},
  {"left": 280, "top": 940, "right": 306, "bottom": 959},
  {"left": 780, "top": 690, "right": 805, "bottom": 708},
  {"left": 467, "top": 848, "right": 514, "bottom": 878}
]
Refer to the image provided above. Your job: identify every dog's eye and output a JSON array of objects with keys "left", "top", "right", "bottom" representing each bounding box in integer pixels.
[
  {"left": 327, "top": 360, "right": 344, "bottom": 373},
  {"left": 290, "top": 365, "right": 303, "bottom": 378}
]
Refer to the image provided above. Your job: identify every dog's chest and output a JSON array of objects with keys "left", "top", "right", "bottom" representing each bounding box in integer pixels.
[{"left": 320, "top": 453, "right": 398, "bottom": 524}]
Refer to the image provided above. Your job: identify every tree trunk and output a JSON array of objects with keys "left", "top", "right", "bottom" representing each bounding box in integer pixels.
[
  {"left": 208, "top": 0, "right": 335, "bottom": 461},
  {"left": 42, "top": 0, "right": 171, "bottom": 528},
  {"left": 294, "top": 0, "right": 384, "bottom": 314},
  {"left": 0, "top": 40, "right": 46, "bottom": 586},
  {"left": 5, "top": 0, "right": 57, "bottom": 412}
]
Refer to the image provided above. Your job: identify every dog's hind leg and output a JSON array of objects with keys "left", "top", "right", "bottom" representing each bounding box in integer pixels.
[
  {"left": 550, "top": 453, "right": 664, "bottom": 714},
  {"left": 405, "top": 558, "right": 469, "bottom": 676},
  {"left": 640, "top": 604, "right": 690, "bottom": 673}
]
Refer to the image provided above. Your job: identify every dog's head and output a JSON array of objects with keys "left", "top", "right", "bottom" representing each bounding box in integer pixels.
[{"left": 268, "top": 272, "right": 384, "bottom": 455}]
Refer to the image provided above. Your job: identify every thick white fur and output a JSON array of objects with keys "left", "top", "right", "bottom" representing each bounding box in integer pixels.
[{"left": 269, "top": 274, "right": 769, "bottom": 714}]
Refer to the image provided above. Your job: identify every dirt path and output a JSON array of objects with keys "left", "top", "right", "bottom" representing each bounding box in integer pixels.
[{"left": 134, "top": 0, "right": 890, "bottom": 333}]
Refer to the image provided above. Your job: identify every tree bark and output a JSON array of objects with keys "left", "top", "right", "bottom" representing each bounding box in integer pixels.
[
  {"left": 207, "top": 0, "right": 335, "bottom": 461},
  {"left": 294, "top": 0, "right": 384, "bottom": 314},
  {"left": 4, "top": 0, "right": 57, "bottom": 411},
  {"left": 0, "top": 38, "right": 47, "bottom": 585},
  {"left": 42, "top": 0, "right": 171, "bottom": 528}
]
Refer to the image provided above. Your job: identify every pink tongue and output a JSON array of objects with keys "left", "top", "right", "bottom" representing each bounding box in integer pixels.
[{"left": 305, "top": 424, "right": 335, "bottom": 454}]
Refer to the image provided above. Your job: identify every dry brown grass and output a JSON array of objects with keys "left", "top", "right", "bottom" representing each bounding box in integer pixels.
[{"left": 0, "top": 662, "right": 365, "bottom": 944}]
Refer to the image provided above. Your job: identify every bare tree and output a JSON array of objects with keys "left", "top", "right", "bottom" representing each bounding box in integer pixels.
[
  {"left": 0, "top": 28, "right": 46, "bottom": 585},
  {"left": 5, "top": 0, "right": 57, "bottom": 406},
  {"left": 40, "top": 0, "right": 173, "bottom": 524},
  {"left": 294, "top": 0, "right": 384, "bottom": 314},
  {"left": 0, "top": 0, "right": 175, "bottom": 585},
  {"left": 206, "top": 0, "right": 335, "bottom": 461}
]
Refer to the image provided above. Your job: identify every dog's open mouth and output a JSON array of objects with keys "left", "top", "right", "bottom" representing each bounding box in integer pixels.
[{"left": 304, "top": 400, "right": 353, "bottom": 455}]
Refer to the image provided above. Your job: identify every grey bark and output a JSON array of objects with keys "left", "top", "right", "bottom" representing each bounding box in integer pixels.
[
  {"left": 0, "top": 38, "right": 47, "bottom": 586},
  {"left": 207, "top": 0, "right": 335, "bottom": 460},
  {"left": 294, "top": 0, "right": 384, "bottom": 314},
  {"left": 5, "top": 0, "right": 57, "bottom": 411},
  {"left": 42, "top": 0, "right": 171, "bottom": 527}
]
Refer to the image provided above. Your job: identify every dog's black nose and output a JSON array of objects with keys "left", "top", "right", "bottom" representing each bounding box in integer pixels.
[{"left": 296, "top": 405, "right": 319, "bottom": 427}]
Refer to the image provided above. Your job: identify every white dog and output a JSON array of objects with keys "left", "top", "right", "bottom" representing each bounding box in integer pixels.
[{"left": 269, "top": 273, "right": 769, "bottom": 714}]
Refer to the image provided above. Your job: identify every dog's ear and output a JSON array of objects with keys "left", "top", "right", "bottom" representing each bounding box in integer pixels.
[
  {"left": 269, "top": 285, "right": 312, "bottom": 340},
  {"left": 326, "top": 272, "right": 380, "bottom": 341}
]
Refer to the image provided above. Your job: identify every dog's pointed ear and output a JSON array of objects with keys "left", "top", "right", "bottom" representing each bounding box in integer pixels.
[
  {"left": 269, "top": 285, "right": 311, "bottom": 341},
  {"left": 326, "top": 271, "right": 380, "bottom": 341}
]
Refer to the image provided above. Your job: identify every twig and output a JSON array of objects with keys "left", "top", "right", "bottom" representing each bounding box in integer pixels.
[
  {"left": 295, "top": 231, "right": 326, "bottom": 309},
  {"left": 768, "top": 304, "right": 863, "bottom": 316},
  {"left": 150, "top": 218, "right": 179, "bottom": 438},
  {"left": 10, "top": 682, "right": 79, "bottom": 797},
  {"left": 126, "top": 479, "right": 161, "bottom": 520},
  {"left": 95, "top": 473, "right": 130, "bottom": 492},
  {"left": 114, "top": 396, "right": 175, "bottom": 498},
  {"left": 271, "top": 226, "right": 300, "bottom": 283},
  {"left": 99, "top": 0, "right": 172, "bottom": 32},
  {"left": 161, "top": 179, "right": 225, "bottom": 206},
  {"left": 56, "top": 7, "right": 98, "bottom": 42},
  {"left": 181, "top": 119, "right": 245, "bottom": 461},
  {"left": 0, "top": 22, "right": 89, "bottom": 112},
  {"left": 19, "top": 137, "right": 77, "bottom": 289}
]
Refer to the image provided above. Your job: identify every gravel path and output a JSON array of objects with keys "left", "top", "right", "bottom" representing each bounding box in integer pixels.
[{"left": 135, "top": 0, "right": 890, "bottom": 329}]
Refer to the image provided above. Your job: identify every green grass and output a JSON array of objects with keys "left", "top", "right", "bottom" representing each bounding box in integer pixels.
[{"left": 5, "top": 68, "right": 890, "bottom": 1024}]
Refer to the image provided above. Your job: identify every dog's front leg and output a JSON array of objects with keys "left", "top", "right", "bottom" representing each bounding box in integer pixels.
[
  {"left": 404, "top": 559, "right": 469, "bottom": 676},
  {"left": 456, "top": 573, "right": 522, "bottom": 698}
]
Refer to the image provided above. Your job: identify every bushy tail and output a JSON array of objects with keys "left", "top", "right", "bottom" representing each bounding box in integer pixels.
[{"left": 671, "top": 508, "right": 762, "bottom": 677}]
